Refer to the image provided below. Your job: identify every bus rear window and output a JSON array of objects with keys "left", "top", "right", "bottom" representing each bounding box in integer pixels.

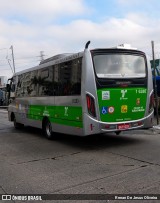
[{"left": 93, "top": 54, "right": 146, "bottom": 78}]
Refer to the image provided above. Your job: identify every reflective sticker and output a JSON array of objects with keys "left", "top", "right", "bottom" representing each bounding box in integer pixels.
[
  {"left": 136, "top": 98, "right": 140, "bottom": 105},
  {"left": 121, "top": 89, "right": 127, "bottom": 98},
  {"left": 120, "top": 89, "right": 128, "bottom": 100},
  {"left": 64, "top": 106, "right": 69, "bottom": 116},
  {"left": 108, "top": 106, "right": 114, "bottom": 114},
  {"left": 102, "top": 91, "right": 110, "bottom": 100},
  {"left": 121, "top": 105, "right": 128, "bottom": 113},
  {"left": 101, "top": 107, "right": 108, "bottom": 115}
]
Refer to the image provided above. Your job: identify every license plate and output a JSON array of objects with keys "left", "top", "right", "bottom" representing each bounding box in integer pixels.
[{"left": 117, "top": 123, "right": 130, "bottom": 130}]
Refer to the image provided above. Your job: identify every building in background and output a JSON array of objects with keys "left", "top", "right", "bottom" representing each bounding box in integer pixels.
[{"left": 0, "top": 76, "right": 7, "bottom": 88}]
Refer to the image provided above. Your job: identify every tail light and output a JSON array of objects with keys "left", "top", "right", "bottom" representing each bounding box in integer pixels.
[
  {"left": 86, "top": 94, "right": 96, "bottom": 117},
  {"left": 149, "top": 92, "right": 154, "bottom": 112}
]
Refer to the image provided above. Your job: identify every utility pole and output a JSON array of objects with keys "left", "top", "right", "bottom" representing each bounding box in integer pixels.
[
  {"left": 151, "top": 41, "right": 159, "bottom": 125},
  {"left": 40, "top": 51, "right": 45, "bottom": 61},
  {"left": 10, "top": 45, "right": 16, "bottom": 74}
]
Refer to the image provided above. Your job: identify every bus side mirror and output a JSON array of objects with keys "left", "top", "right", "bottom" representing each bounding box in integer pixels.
[
  {"left": 6, "top": 84, "right": 10, "bottom": 92},
  {"left": 11, "top": 84, "right": 15, "bottom": 92}
]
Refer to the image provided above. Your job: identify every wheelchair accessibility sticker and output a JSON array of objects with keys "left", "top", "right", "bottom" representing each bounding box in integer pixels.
[
  {"left": 102, "top": 107, "right": 108, "bottom": 115},
  {"left": 101, "top": 106, "right": 114, "bottom": 114}
]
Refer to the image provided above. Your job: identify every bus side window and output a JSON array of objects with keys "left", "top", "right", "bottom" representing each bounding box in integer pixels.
[
  {"left": 38, "top": 67, "right": 54, "bottom": 96},
  {"left": 55, "top": 58, "right": 82, "bottom": 96},
  {"left": 71, "top": 58, "right": 82, "bottom": 95},
  {"left": 30, "top": 70, "right": 38, "bottom": 96}
]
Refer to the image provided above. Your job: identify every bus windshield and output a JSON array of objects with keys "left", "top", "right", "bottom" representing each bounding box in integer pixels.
[{"left": 93, "top": 54, "right": 146, "bottom": 78}]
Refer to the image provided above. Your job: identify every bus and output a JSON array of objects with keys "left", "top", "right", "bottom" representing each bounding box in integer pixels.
[{"left": 7, "top": 42, "right": 154, "bottom": 139}]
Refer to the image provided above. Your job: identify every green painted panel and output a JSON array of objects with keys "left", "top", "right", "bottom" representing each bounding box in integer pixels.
[
  {"left": 97, "top": 87, "right": 147, "bottom": 122},
  {"left": 27, "top": 105, "right": 83, "bottom": 128},
  {"left": 50, "top": 117, "right": 83, "bottom": 128}
]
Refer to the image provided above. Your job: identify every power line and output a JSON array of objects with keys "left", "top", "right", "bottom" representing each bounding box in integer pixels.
[
  {"left": 0, "top": 68, "right": 11, "bottom": 70},
  {"left": 0, "top": 63, "right": 8, "bottom": 66},
  {"left": 0, "top": 59, "right": 39, "bottom": 66},
  {"left": 7, "top": 59, "right": 14, "bottom": 74},
  {"left": 0, "top": 47, "right": 50, "bottom": 74},
  {"left": 0, "top": 48, "right": 7, "bottom": 51},
  {"left": 16, "top": 56, "right": 41, "bottom": 60},
  {"left": 15, "top": 60, "right": 39, "bottom": 65}
]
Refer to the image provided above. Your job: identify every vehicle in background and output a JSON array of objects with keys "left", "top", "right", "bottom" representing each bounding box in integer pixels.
[
  {"left": 150, "top": 59, "right": 160, "bottom": 97},
  {"left": 0, "top": 89, "right": 3, "bottom": 105}
]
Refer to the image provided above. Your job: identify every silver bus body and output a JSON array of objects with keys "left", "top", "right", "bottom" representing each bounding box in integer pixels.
[{"left": 8, "top": 44, "right": 154, "bottom": 137}]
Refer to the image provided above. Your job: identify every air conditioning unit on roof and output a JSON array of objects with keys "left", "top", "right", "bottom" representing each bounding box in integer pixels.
[{"left": 116, "top": 44, "right": 137, "bottom": 50}]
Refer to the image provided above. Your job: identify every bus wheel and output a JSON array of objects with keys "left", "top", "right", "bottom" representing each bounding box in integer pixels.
[
  {"left": 115, "top": 131, "right": 121, "bottom": 135},
  {"left": 43, "top": 119, "right": 54, "bottom": 140},
  {"left": 14, "top": 116, "right": 24, "bottom": 129}
]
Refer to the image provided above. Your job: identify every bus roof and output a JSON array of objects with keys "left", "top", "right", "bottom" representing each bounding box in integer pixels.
[
  {"left": 13, "top": 51, "right": 83, "bottom": 76},
  {"left": 13, "top": 44, "right": 142, "bottom": 77}
]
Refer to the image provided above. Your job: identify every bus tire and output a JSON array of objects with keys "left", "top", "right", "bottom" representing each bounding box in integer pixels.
[
  {"left": 43, "top": 118, "right": 54, "bottom": 140},
  {"left": 13, "top": 116, "right": 24, "bottom": 129}
]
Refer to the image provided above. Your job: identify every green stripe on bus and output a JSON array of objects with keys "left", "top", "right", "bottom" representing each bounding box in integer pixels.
[
  {"left": 27, "top": 105, "right": 83, "bottom": 128},
  {"left": 50, "top": 117, "right": 83, "bottom": 128}
]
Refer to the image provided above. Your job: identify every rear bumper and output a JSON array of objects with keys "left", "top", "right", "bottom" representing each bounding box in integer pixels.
[{"left": 83, "top": 111, "right": 154, "bottom": 135}]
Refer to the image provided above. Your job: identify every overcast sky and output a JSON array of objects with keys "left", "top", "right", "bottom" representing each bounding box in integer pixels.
[{"left": 0, "top": 0, "right": 160, "bottom": 77}]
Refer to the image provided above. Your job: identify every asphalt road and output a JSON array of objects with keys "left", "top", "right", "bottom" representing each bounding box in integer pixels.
[{"left": 0, "top": 109, "right": 160, "bottom": 202}]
